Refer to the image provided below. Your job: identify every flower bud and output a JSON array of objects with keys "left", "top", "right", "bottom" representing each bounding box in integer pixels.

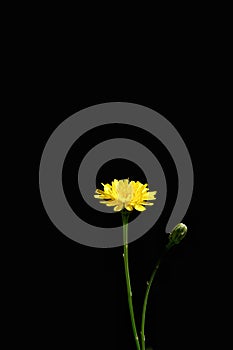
[{"left": 166, "top": 223, "right": 187, "bottom": 249}]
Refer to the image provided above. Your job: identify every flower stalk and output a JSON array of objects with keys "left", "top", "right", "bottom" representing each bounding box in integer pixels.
[
  {"left": 121, "top": 209, "right": 141, "bottom": 350},
  {"left": 141, "top": 223, "right": 188, "bottom": 349},
  {"left": 141, "top": 257, "right": 161, "bottom": 350}
]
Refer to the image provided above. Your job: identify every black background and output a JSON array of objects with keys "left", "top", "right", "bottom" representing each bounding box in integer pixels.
[{"left": 18, "top": 24, "right": 217, "bottom": 349}]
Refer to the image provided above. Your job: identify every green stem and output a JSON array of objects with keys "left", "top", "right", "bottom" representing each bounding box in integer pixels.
[
  {"left": 140, "top": 258, "right": 161, "bottom": 350},
  {"left": 121, "top": 210, "right": 141, "bottom": 350}
]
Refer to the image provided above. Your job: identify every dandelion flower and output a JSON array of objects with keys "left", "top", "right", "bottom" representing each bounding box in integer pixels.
[{"left": 94, "top": 179, "right": 157, "bottom": 212}]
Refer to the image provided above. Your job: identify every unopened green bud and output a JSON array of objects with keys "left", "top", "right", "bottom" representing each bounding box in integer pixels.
[{"left": 166, "top": 223, "right": 187, "bottom": 250}]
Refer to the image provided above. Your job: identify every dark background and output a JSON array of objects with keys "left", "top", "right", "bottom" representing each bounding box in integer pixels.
[{"left": 17, "top": 22, "right": 216, "bottom": 349}]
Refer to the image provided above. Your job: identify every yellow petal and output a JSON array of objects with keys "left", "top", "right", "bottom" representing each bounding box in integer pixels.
[
  {"left": 125, "top": 204, "right": 133, "bottom": 211},
  {"left": 103, "top": 185, "right": 112, "bottom": 195},
  {"left": 135, "top": 204, "right": 146, "bottom": 211},
  {"left": 142, "top": 188, "right": 149, "bottom": 193},
  {"left": 114, "top": 204, "right": 123, "bottom": 211},
  {"left": 143, "top": 191, "right": 157, "bottom": 200},
  {"left": 106, "top": 200, "right": 119, "bottom": 206},
  {"left": 148, "top": 191, "right": 157, "bottom": 196}
]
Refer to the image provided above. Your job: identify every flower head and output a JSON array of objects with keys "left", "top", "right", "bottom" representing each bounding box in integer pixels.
[
  {"left": 94, "top": 179, "right": 157, "bottom": 212},
  {"left": 166, "top": 223, "right": 188, "bottom": 250}
]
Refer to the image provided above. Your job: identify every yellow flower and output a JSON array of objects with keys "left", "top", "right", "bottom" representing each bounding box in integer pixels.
[{"left": 94, "top": 179, "right": 157, "bottom": 212}]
